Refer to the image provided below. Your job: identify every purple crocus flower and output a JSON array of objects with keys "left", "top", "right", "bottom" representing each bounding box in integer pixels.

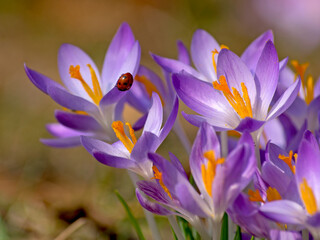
[
  {"left": 260, "top": 130, "right": 320, "bottom": 239},
  {"left": 81, "top": 93, "right": 179, "bottom": 179},
  {"left": 136, "top": 122, "right": 256, "bottom": 239},
  {"left": 152, "top": 29, "right": 274, "bottom": 83},
  {"left": 172, "top": 40, "right": 301, "bottom": 134},
  {"left": 25, "top": 22, "right": 141, "bottom": 147}
]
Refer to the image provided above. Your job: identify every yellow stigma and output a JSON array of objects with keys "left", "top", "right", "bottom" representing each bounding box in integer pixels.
[
  {"left": 211, "top": 44, "right": 229, "bottom": 74},
  {"left": 248, "top": 189, "right": 265, "bottom": 203},
  {"left": 134, "top": 75, "right": 164, "bottom": 105},
  {"left": 201, "top": 150, "right": 225, "bottom": 197},
  {"left": 152, "top": 165, "right": 172, "bottom": 199},
  {"left": 278, "top": 151, "right": 297, "bottom": 174},
  {"left": 291, "top": 60, "right": 314, "bottom": 105},
  {"left": 111, "top": 121, "right": 137, "bottom": 153},
  {"left": 213, "top": 75, "right": 253, "bottom": 119},
  {"left": 266, "top": 187, "right": 282, "bottom": 202},
  {"left": 69, "top": 64, "right": 103, "bottom": 105},
  {"left": 300, "top": 178, "right": 317, "bottom": 215}
]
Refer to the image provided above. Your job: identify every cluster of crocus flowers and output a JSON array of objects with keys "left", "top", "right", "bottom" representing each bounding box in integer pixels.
[{"left": 26, "top": 22, "right": 320, "bottom": 240}]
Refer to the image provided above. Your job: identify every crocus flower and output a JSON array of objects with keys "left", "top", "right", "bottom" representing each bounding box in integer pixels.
[
  {"left": 25, "top": 22, "right": 141, "bottom": 147},
  {"left": 260, "top": 130, "right": 320, "bottom": 239},
  {"left": 136, "top": 122, "right": 256, "bottom": 239},
  {"left": 152, "top": 29, "right": 274, "bottom": 83},
  {"left": 172, "top": 40, "right": 301, "bottom": 134},
  {"left": 277, "top": 60, "right": 320, "bottom": 133},
  {"left": 81, "top": 93, "right": 178, "bottom": 179}
]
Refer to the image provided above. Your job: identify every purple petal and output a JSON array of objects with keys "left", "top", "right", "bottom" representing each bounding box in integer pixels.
[
  {"left": 181, "top": 112, "right": 232, "bottom": 131},
  {"left": 260, "top": 200, "right": 306, "bottom": 225},
  {"left": 143, "top": 93, "right": 163, "bottom": 135},
  {"left": 254, "top": 40, "right": 279, "bottom": 119},
  {"left": 175, "top": 183, "right": 207, "bottom": 217},
  {"left": 296, "top": 131, "right": 320, "bottom": 202},
  {"left": 137, "top": 181, "right": 171, "bottom": 204},
  {"left": 40, "top": 137, "right": 81, "bottom": 148},
  {"left": 25, "top": 64, "right": 62, "bottom": 94},
  {"left": 314, "top": 76, "right": 320, "bottom": 98},
  {"left": 169, "top": 152, "right": 188, "bottom": 179},
  {"left": 99, "top": 86, "right": 128, "bottom": 107},
  {"left": 112, "top": 41, "right": 141, "bottom": 90},
  {"left": 235, "top": 117, "right": 265, "bottom": 133},
  {"left": 47, "top": 85, "right": 98, "bottom": 114},
  {"left": 92, "top": 150, "right": 136, "bottom": 169},
  {"left": 55, "top": 110, "right": 102, "bottom": 132},
  {"left": 152, "top": 54, "right": 205, "bottom": 80},
  {"left": 131, "top": 132, "right": 159, "bottom": 163},
  {"left": 46, "top": 123, "right": 83, "bottom": 138},
  {"left": 191, "top": 29, "right": 219, "bottom": 81},
  {"left": 177, "top": 40, "right": 191, "bottom": 66},
  {"left": 158, "top": 97, "right": 179, "bottom": 142},
  {"left": 267, "top": 78, "right": 301, "bottom": 121},
  {"left": 80, "top": 136, "right": 125, "bottom": 157},
  {"left": 307, "top": 95, "right": 320, "bottom": 132},
  {"left": 306, "top": 212, "right": 320, "bottom": 228},
  {"left": 241, "top": 30, "right": 274, "bottom": 73},
  {"left": 133, "top": 113, "right": 148, "bottom": 131},
  {"left": 172, "top": 72, "right": 234, "bottom": 119},
  {"left": 136, "top": 189, "right": 174, "bottom": 215},
  {"left": 269, "top": 230, "right": 302, "bottom": 240},
  {"left": 102, "top": 22, "right": 135, "bottom": 91},
  {"left": 217, "top": 49, "right": 256, "bottom": 107},
  {"left": 58, "top": 43, "right": 101, "bottom": 99}
]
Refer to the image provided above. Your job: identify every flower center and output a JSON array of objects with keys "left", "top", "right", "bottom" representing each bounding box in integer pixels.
[
  {"left": 248, "top": 187, "right": 281, "bottom": 203},
  {"left": 69, "top": 64, "right": 103, "bottom": 105},
  {"left": 201, "top": 150, "right": 225, "bottom": 197},
  {"left": 134, "top": 75, "right": 164, "bottom": 105},
  {"left": 151, "top": 165, "right": 172, "bottom": 199},
  {"left": 213, "top": 75, "right": 253, "bottom": 119},
  {"left": 291, "top": 60, "right": 314, "bottom": 105},
  {"left": 278, "top": 150, "right": 297, "bottom": 174},
  {"left": 111, "top": 121, "right": 137, "bottom": 153},
  {"left": 300, "top": 178, "right": 317, "bottom": 215}
]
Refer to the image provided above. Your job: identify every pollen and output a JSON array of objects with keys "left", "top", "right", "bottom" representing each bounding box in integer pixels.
[
  {"left": 278, "top": 150, "right": 296, "bottom": 174},
  {"left": 300, "top": 178, "right": 317, "bottom": 215},
  {"left": 201, "top": 150, "right": 225, "bottom": 197},
  {"left": 134, "top": 75, "right": 164, "bottom": 105},
  {"left": 213, "top": 75, "right": 253, "bottom": 119},
  {"left": 112, "top": 121, "right": 136, "bottom": 153},
  {"left": 69, "top": 64, "right": 103, "bottom": 105},
  {"left": 152, "top": 165, "right": 172, "bottom": 199}
]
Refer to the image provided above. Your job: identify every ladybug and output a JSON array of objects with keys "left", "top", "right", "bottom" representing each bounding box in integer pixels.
[{"left": 116, "top": 73, "right": 133, "bottom": 91}]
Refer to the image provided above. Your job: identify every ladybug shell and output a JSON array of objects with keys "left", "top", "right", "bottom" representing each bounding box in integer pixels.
[{"left": 116, "top": 73, "right": 133, "bottom": 91}]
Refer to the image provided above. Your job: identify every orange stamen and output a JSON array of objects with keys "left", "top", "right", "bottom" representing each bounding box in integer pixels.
[
  {"left": 278, "top": 151, "right": 296, "bottom": 174},
  {"left": 300, "top": 178, "right": 317, "bottom": 215},
  {"left": 201, "top": 150, "right": 225, "bottom": 196},
  {"left": 248, "top": 189, "right": 265, "bottom": 203},
  {"left": 112, "top": 121, "right": 136, "bottom": 153},
  {"left": 134, "top": 75, "right": 164, "bottom": 105},
  {"left": 152, "top": 166, "right": 172, "bottom": 199},
  {"left": 213, "top": 76, "right": 253, "bottom": 119}
]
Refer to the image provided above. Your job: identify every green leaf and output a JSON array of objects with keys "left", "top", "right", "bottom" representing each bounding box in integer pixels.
[
  {"left": 177, "top": 216, "right": 195, "bottom": 240},
  {"left": 250, "top": 236, "right": 255, "bottom": 240},
  {"left": 114, "top": 190, "right": 146, "bottom": 240},
  {"left": 220, "top": 212, "right": 228, "bottom": 240},
  {"left": 234, "top": 226, "right": 242, "bottom": 240}
]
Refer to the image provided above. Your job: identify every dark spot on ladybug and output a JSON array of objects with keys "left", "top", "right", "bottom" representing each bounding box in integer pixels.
[{"left": 116, "top": 73, "right": 133, "bottom": 91}]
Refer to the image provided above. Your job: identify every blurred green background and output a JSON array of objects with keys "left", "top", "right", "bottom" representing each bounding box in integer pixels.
[{"left": 1, "top": 0, "right": 320, "bottom": 239}]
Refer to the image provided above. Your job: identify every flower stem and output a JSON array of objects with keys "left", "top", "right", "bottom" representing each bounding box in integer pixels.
[
  {"left": 220, "top": 131, "right": 228, "bottom": 158},
  {"left": 128, "top": 171, "right": 161, "bottom": 240},
  {"left": 168, "top": 216, "right": 184, "bottom": 240},
  {"left": 212, "top": 220, "right": 221, "bottom": 240}
]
